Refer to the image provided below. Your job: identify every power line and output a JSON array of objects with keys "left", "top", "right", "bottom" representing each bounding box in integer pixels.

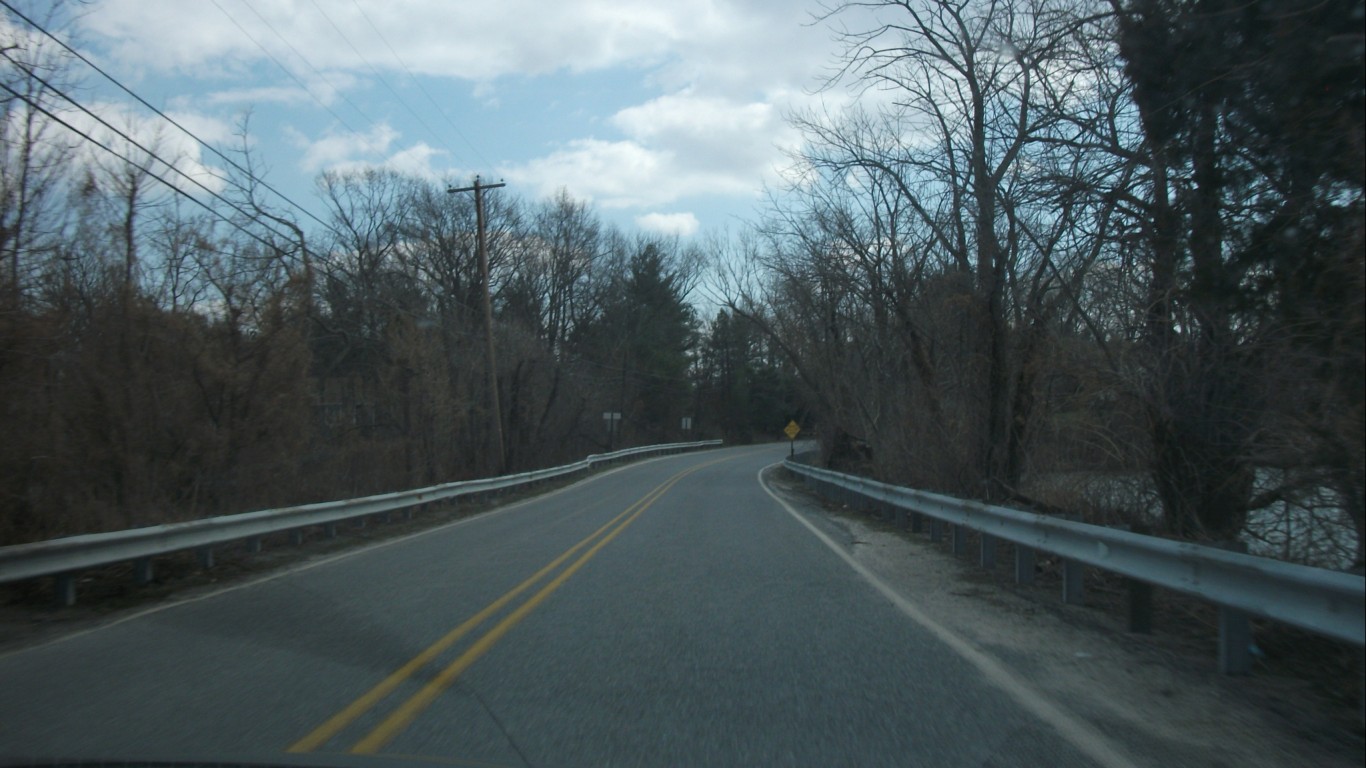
[
  {"left": 233, "top": 0, "right": 499, "bottom": 180},
  {"left": 0, "top": 79, "right": 288, "bottom": 255},
  {"left": 2, "top": 0, "right": 505, "bottom": 257},
  {"left": 0, "top": 51, "right": 305, "bottom": 250},
  {"left": 233, "top": 0, "right": 380, "bottom": 134},
  {"left": 209, "top": 0, "right": 361, "bottom": 135},
  {"left": 0, "top": 0, "right": 336, "bottom": 236},
  {"left": 306, "top": 0, "right": 456, "bottom": 164},
  {"left": 348, "top": 0, "right": 495, "bottom": 171}
]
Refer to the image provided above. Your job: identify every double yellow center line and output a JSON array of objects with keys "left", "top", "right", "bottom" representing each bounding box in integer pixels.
[{"left": 289, "top": 455, "right": 729, "bottom": 755}]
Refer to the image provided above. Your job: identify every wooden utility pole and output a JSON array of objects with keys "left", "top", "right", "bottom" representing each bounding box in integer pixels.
[{"left": 448, "top": 176, "right": 507, "bottom": 472}]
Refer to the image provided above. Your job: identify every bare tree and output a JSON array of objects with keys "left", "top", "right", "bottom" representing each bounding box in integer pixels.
[
  {"left": 751, "top": 0, "right": 1116, "bottom": 498},
  {"left": 0, "top": 6, "right": 78, "bottom": 303}
]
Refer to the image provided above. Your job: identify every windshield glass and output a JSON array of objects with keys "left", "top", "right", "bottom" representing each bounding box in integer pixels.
[{"left": 1, "top": 1, "right": 1361, "bottom": 766}]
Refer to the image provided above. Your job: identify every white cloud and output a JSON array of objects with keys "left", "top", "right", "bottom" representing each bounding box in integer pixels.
[
  {"left": 56, "top": 102, "right": 229, "bottom": 198},
  {"left": 615, "top": 91, "right": 803, "bottom": 174},
  {"left": 163, "top": 110, "right": 234, "bottom": 146},
  {"left": 0, "top": 13, "right": 49, "bottom": 54},
  {"left": 383, "top": 143, "right": 449, "bottom": 179},
  {"left": 78, "top": 0, "right": 727, "bottom": 81},
  {"left": 1, "top": 16, "right": 231, "bottom": 199},
  {"left": 78, "top": 0, "right": 259, "bottom": 79},
  {"left": 291, "top": 122, "right": 399, "bottom": 172},
  {"left": 289, "top": 122, "right": 453, "bottom": 180},
  {"left": 500, "top": 138, "right": 667, "bottom": 208},
  {"left": 76, "top": 0, "right": 845, "bottom": 100},
  {"left": 72, "top": 0, "right": 875, "bottom": 230},
  {"left": 635, "top": 212, "right": 700, "bottom": 237},
  {"left": 502, "top": 90, "right": 802, "bottom": 209},
  {"left": 203, "top": 85, "right": 315, "bottom": 107}
]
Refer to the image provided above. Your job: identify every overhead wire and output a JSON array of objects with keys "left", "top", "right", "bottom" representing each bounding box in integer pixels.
[
  {"left": 208, "top": 0, "right": 363, "bottom": 137},
  {"left": 1, "top": 56, "right": 296, "bottom": 240},
  {"left": 0, "top": 0, "right": 337, "bottom": 237},
  {"left": 234, "top": 0, "right": 382, "bottom": 135},
  {"left": 0, "top": 78, "right": 288, "bottom": 255},
  {"left": 346, "top": 0, "right": 497, "bottom": 170},
  {"left": 348, "top": 0, "right": 495, "bottom": 171},
  {"left": 1, "top": 0, "right": 503, "bottom": 249},
  {"left": 306, "top": 0, "right": 454, "bottom": 163},
  {"left": 220, "top": 0, "right": 500, "bottom": 203}
]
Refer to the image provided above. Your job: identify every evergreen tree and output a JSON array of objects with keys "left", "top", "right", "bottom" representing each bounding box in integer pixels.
[{"left": 578, "top": 240, "right": 698, "bottom": 442}]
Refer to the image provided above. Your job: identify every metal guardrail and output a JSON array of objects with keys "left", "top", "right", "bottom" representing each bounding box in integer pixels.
[
  {"left": 783, "top": 458, "right": 1365, "bottom": 673},
  {"left": 0, "top": 440, "right": 722, "bottom": 604}
]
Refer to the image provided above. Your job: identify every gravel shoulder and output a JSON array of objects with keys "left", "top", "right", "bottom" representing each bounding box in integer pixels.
[{"left": 762, "top": 465, "right": 1365, "bottom": 768}]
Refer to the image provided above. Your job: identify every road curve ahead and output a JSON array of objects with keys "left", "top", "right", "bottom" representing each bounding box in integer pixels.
[{"left": 1, "top": 444, "right": 1112, "bottom": 767}]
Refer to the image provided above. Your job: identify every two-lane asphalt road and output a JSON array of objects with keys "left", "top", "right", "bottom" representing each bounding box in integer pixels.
[{"left": 0, "top": 445, "right": 1116, "bottom": 766}]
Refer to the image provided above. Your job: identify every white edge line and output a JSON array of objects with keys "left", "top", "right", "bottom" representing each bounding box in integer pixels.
[
  {"left": 757, "top": 463, "right": 1142, "bottom": 768},
  {"left": 0, "top": 454, "right": 683, "bottom": 661}
]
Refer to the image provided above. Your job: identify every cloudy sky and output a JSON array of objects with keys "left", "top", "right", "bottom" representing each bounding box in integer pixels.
[{"left": 30, "top": 0, "right": 864, "bottom": 238}]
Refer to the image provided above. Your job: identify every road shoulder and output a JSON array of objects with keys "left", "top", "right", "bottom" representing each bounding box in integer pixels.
[{"left": 760, "top": 465, "right": 1364, "bottom": 768}]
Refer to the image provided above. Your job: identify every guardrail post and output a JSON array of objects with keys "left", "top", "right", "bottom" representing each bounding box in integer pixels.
[
  {"left": 979, "top": 534, "right": 996, "bottom": 569},
  {"left": 290, "top": 529, "right": 304, "bottom": 546},
  {"left": 891, "top": 503, "right": 907, "bottom": 529},
  {"left": 1211, "top": 540, "right": 1253, "bottom": 674},
  {"left": 354, "top": 516, "right": 367, "bottom": 529},
  {"left": 1015, "top": 545, "right": 1035, "bottom": 584},
  {"left": 196, "top": 546, "right": 214, "bottom": 569},
  {"left": 1219, "top": 606, "right": 1253, "bottom": 674},
  {"left": 55, "top": 573, "right": 76, "bottom": 606},
  {"left": 246, "top": 537, "right": 263, "bottom": 554},
  {"left": 910, "top": 512, "right": 923, "bottom": 533},
  {"left": 134, "top": 558, "right": 154, "bottom": 585},
  {"left": 1128, "top": 579, "right": 1153, "bottom": 633},
  {"left": 324, "top": 523, "right": 338, "bottom": 539},
  {"left": 403, "top": 508, "right": 413, "bottom": 521},
  {"left": 930, "top": 519, "right": 943, "bottom": 543},
  {"left": 1062, "top": 559, "right": 1084, "bottom": 604},
  {"left": 951, "top": 524, "right": 966, "bottom": 555}
]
